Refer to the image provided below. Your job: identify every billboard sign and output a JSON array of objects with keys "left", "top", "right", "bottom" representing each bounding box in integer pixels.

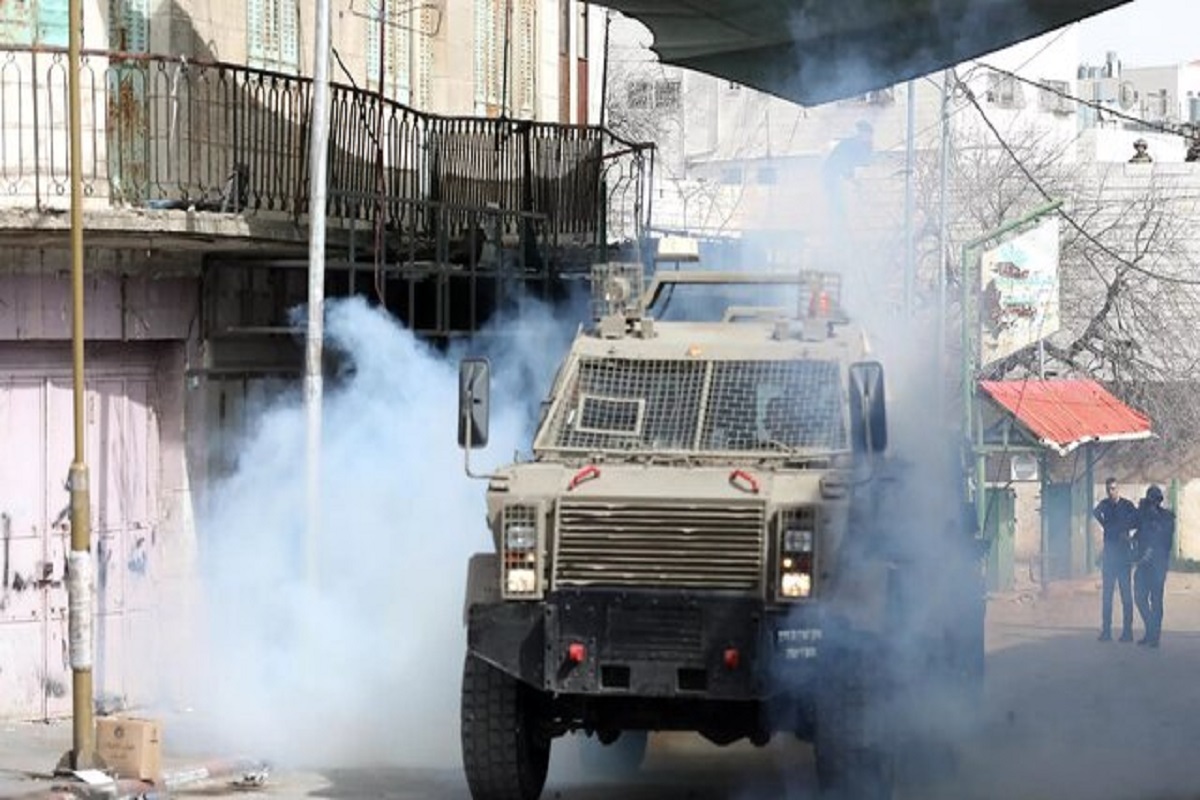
[{"left": 980, "top": 218, "right": 1061, "bottom": 366}]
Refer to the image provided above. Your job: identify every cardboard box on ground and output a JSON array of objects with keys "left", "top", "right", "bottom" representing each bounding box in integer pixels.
[{"left": 95, "top": 717, "right": 162, "bottom": 781}]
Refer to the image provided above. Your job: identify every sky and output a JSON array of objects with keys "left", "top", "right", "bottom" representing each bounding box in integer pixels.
[{"left": 1076, "top": 0, "right": 1200, "bottom": 67}]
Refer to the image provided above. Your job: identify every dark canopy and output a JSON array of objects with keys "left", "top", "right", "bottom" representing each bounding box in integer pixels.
[{"left": 599, "top": 0, "right": 1132, "bottom": 105}]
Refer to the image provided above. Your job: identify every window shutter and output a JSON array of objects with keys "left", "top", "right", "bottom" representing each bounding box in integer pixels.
[
  {"left": 416, "top": 6, "right": 433, "bottom": 108},
  {"left": 389, "top": 3, "right": 411, "bottom": 104},
  {"left": 109, "top": 0, "right": 149, "bottom": 52},
  {"left": 368, "top": 1, "right": 412, "bottom": 105},
  {"left": 247, "top": 0, "right": 265, "bottom": 68},
  {"left": 473, "top": 0, "right": 487, "bottom": 111},
  {"left": 248, "top": 0, "right": 297, "bottom": 73},
  {"left": 37, "top": 0, "right": 69, "bottom": 46},
  {"left": 495, "top": 0, "right": 505, "bottom": 108},
  {"left": 366, "top": 0, "right": 381, "bottom": 86},
  {"left": 516, "top": 0, "right": 535, "bottom": 116},
  {"left": 0, "top": 0, "right": 35, "bottom": 47},
  {"left": 475, "top": 0, "right": 504, "bottom": 112},
  {"left": 279, "top": 0, "right": 299, "bottom": 72}
]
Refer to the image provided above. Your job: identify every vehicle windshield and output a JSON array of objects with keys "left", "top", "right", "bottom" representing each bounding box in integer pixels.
[{"left": 539, "top": 357, "right": 846, "bottom": 455}]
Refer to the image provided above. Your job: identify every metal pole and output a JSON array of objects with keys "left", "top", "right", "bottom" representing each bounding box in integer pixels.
[
  {"left": 903, "top": 79, "right": 916, "bottom": 317},
  {"left": 1085, "top": 445, "right": 1095, "bottom": 574},
  {"left": 936, "top": 70, "right": 951, "bottom": 421},
  {"left": 599, "top": 9, "right": 612, "bottom": 128},
  {"left": 66, "top": 0, "right": 95, "bottom": 769},
  {"left": 501, "top": 0, "right": 512, "bottom": 117},
  {"left": 373, "top": 0, "right": 387, "bottom": 303},
  {"left": 1040, "top": 452, "right": 1050, "bottom": 585},
  {"left": 306, "top": 0, "right": 333, "bottom": 589}
]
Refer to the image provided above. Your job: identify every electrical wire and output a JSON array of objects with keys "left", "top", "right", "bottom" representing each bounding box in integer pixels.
[
  {"left": 961, "top": 86, "right": 1200, "bottom": 287},
  {"left": 977, "top": 61, "right": 1199, "bottom": 142},
  {"left": 876, "top": 26, "right": 1073, "bottom": 155}
]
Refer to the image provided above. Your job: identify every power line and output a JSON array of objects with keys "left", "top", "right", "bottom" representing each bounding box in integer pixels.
[
  {"left": 977, "top": 61, "right": 1198, "bottom": 142},
  {"left": 961, "top": 86, "right": 1200, "bottom": 287},
  {"left": 876, "top": 26, "right": 1069, "bottom": 156}
]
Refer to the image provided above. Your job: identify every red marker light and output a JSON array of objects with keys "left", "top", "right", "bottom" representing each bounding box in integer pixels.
[
  {"left": 568, "top": 465, "right": 601, "bottom": 491},
  {"left": 809, "top": 290, "right": 832, "bottom": 318},
  {"left": 567, "top": 642, "right": 587, "bottom": 664},
  {"left": 729, "top": 469, "right": 760, "bottom": 494},
  {"left": 723, "top": 647, "right": 740, "bottom": 670}
]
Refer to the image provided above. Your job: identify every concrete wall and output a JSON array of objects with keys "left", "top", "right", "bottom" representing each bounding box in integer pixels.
[
  {"left": 1078, "top": 129, "right": 1188, "bottom": 162},
  {"left": 1176, "top": 479, "right": 1200, "bottom": 560},
  {"left": 1013, "top": 481, "right": 1041, "bottom": 567},
  {"left": 1010, "top": 471, "right": 1200, "bottom": 585}
]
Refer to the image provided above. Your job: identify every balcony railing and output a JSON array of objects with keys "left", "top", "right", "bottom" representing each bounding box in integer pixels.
[{"left": 0, "top": 45, "right": 652, "bottom": 247}]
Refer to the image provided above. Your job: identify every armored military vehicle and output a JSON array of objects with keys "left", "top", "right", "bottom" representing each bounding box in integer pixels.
[{"left": 456, "top": 263, "right": 984, "bottom": 800}]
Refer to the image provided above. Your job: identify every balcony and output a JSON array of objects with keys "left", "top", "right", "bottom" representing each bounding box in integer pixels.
[{"left": 0, "top": 45, "right": 652, "bottom": 263}]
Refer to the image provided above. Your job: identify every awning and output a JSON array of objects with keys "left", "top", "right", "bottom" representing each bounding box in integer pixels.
[
  {"left": 979, "top": 379, "right": 1152, "bottom": 456},
  {"left": 598, "top": 0, "right": 1132, "bottom": 105}
]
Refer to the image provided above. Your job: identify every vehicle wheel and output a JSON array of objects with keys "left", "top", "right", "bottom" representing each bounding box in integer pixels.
[
  {"left": 461, "top": 654, "right": 550, "bottom": 800},
  {"left": 578, "top": 731, "right": 648, "bottom": 777},
  {"left": 814, "top": 647, "right": 894, "bottom": 800}
]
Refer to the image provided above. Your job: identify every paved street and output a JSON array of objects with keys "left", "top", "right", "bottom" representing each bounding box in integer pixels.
[{"left": 7, "top": 574, "right": 1200, "bottom": 800}]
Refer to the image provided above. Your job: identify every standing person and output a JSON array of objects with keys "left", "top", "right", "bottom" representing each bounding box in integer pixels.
[
  {"left": 1134, "top": 485, "right": 1175, "bottom": 648},
  {"left": 1093, "top": 478, "right": 1137, "bottom": 642}
]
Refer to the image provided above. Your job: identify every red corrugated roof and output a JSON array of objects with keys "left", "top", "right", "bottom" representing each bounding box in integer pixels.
[{"left": 978, "top": 379, "right": 1152, "bottom": 455}]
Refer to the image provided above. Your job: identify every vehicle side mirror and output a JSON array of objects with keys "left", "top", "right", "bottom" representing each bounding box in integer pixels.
[
  {"left": 458, "top": 357, "right": 490, "bottom": 449},
  {"left": 848, "top": 361, "right": 887, "bottom": 454}
]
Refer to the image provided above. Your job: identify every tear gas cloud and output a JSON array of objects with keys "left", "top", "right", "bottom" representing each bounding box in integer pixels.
[
  {"left": 155, "top": 1, "right": 1144, "bottom": 792},
  {"left": 760, "top": 3, "right": 1187, "bottom": 799},
  {"left": 164, "top": 294, "right": 581, "bottom": 769}
]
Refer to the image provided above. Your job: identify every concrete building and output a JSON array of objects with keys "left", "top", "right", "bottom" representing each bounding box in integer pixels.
[
  {"left": 0, "top": 0, "right": 648, "bottom": 720},
  {"left": 1076, "top": 52, "right": 1200, "bottom": 163},
  {"left": 1079, "top": 51, "right": 1200, "bottom": 130}
]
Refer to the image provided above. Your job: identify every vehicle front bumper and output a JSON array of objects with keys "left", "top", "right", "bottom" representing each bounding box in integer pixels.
[{"left": 467, "top": 590, "right": 822, "bottom": 700}]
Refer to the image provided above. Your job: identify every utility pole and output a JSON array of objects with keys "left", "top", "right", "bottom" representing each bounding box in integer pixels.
[
  {"left": 600, "top": 9, "right": 612, "bottom": 128},
  {"left": 935, "top": 69, "right": 952, "bottom": 431},
  {"left": 64, "top": 0, "right": 96, "bottom": 769},
  {"left": 373, "top": 0, "right": 387, "bottom": 303},
  {"left": 306, "top": 0, "right": 333, "bottom": 589},
  {"left": 903, "top": 79, "right": 916, "bottom": 317}
]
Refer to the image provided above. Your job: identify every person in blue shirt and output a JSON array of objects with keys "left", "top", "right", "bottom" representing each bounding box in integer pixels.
[
  {"left": 1133, "top": 485, "right": 1175, "bottom": 648},
  {"left": 1093, "top": 478, "right": 1138, "bottom": 642}
]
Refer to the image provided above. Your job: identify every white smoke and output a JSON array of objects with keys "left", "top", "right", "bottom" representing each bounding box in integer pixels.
[{"left": 165, "top": 294, "right": 580, "bottom": 769}]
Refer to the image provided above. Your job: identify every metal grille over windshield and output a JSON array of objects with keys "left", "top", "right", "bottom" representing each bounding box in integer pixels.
[{"left": 547, "top": 358, "right": 845, "bottom": 454}]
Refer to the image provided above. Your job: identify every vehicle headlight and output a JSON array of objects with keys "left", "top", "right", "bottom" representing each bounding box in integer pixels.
[
  {"left": 783, "top": 528, "right": 813, "bottom": 553},
  {"left": 502, "top": 505, "right": 542, "bottom": 598},
  {"left": 778, "top": 508, "right": 816, "bottom": 601},
  {"left": 506, "top": 568, "right": 538, "bottom": 594},
  {"left": 780, "top": 571, "right": 812, "bottom": 599},
  {"left": 505, "top": 523, "right": 537, "bottom": 551}
]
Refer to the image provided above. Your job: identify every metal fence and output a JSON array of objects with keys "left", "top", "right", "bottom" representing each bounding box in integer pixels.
[
  {"left": 541, "top": 357, "right": 847, "bottom": 455},
  {"left": 0, "top": 45, "right": 652, "bottom": 245}
]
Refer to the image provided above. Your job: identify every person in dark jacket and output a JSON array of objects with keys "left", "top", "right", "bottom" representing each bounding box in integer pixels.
[
  {"left": 1093, "top": 478, "right": 1138, "bottom": 641},
  {"left": 1133, "top": 485, "right": 1175, "bottom": 648}
]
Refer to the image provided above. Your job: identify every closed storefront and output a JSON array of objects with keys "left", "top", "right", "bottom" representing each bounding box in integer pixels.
[{"left": 0, "top": 345, "right": 169, "bottom": 720}]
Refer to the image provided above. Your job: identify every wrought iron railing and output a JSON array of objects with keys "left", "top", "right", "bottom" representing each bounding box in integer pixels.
[{"left": 0, "top": 45, "right": 652, "bottom": 245}]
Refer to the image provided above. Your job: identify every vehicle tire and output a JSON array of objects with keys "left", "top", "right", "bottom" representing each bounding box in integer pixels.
[
  {"left": 461, "top": 653, "right": 550, "bottom": 800},
  {"left": 578, "top": 731, "right": 648, "bottom": 777},
  {"left": 814, "top": 646, "right": 894, "bottom": 800}
]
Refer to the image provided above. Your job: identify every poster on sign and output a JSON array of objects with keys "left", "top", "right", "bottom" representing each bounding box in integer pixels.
[{"left": 980, "top": 218, "right": 1061, "bottom": 366}]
